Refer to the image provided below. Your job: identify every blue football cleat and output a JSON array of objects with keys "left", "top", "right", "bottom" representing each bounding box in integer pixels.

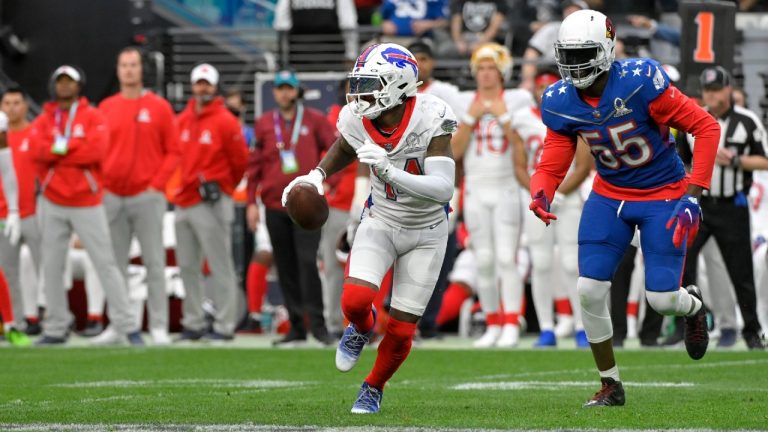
[
  {"left": 575, "top": 330, "right": 590, "bottom": 348},
  {"left": 336, "top": 306, "right": 376, "bottom": 372},
  {"left": 351, "top": 381, "right": 383, "bottom": 414},
  {"left": 534, "top": 330, "right": 557, "bottom": 347}
]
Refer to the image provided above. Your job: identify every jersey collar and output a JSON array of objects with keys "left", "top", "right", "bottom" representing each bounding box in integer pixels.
[{"left": 363, "top": 97, "right": 416, "bottom": 151}]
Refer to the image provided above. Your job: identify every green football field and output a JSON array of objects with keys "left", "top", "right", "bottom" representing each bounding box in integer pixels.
[{"left": 1, "top": 337, "right": 767, "bottom": 431}]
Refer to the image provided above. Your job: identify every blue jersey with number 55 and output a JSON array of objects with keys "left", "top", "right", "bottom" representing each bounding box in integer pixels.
[{"left": 541, "top": 58, "right": 686, "bottom": 191}]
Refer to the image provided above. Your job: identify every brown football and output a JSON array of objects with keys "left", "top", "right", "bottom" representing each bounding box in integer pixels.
[{"left": 286, "top": 182, "right": 329, "bottom": 231}]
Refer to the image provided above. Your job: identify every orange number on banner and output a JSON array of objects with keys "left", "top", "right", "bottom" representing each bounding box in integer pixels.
[{"left": 693, "top": 12, "right": 715, "bottom": 63}]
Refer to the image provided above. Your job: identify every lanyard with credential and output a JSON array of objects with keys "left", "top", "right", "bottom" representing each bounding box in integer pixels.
[
  {"left": 51, "top": 101, "right": 79, "bottom": 155},
  {"left": 273, "top": 104, "right": 304, "bottom": 174}
]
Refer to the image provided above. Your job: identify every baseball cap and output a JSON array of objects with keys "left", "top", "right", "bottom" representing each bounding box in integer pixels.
[
  {"left": 408, "top": 40, "right": 434, "bottom": 58},
  {"left": 274, "top": 70, "right": 300, "bottom": 88},
  {"left": 52, "top": 65, "right": 82, "bottom": 83},
  {"left": 191, "top": 63, "right": 219, "bottom": 86},
  {"left": 699, "top": 66, "right": 731, "bottom": 90}
]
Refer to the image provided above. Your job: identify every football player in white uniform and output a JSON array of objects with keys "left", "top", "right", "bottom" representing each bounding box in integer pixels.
[
  {"left": 282, "top": 43, "right": 457, "bottom": 414},
  {"left": 511, "top": 69, "right": 592, "bottom": 348},
  {"left": 452, "top": 43, "right": 534, "bottom": 348}
]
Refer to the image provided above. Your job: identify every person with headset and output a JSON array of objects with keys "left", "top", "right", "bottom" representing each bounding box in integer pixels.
[
  {"left": 173, "top": 63, "right": 248, "bottom": 342},
  {"left": 31, "top": 65, "right": 142, "bottom": 346},
  {"left": 98, "top": 47, "right": 179, "bottom": 345}
]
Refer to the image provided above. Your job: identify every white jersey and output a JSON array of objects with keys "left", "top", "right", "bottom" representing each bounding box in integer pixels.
[
  {"left": 511, "top": 106, "right": 547, "bottom": 176},
  {"left": 457, "top": 89, "right": 534, "bottom": 186},
  {"left": 420, "top": 79, "right": 461, "bottom": 116},
  {"left": 337, "top": 93, "right": 458, "bottom": 229}
]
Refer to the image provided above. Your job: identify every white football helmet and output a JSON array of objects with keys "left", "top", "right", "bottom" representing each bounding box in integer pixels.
[
  {"left": 554, "top": 9, "right": 616, "bottom": 89},
  {"left": 347, "top": 43, "right": 421, "bottom": 119}
]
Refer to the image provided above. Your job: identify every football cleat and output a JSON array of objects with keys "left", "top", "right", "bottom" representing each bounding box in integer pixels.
[
  {"left": 717, "top": 328, "right": 737, "bottom": 348},
  {"left": 5, "top": 328, "right": 32, "bottom": 347},
  {"left": 684, "top": 285, "right": 709, "bottom": 360},
  {"left": 583, "top": 377, "right": 625, "bottom": 408},
  {"left": 336, "top": 307, "right": 376, "bottom": 372},
  {"left": 473, "top": 325, "right": 501, "bottom": 348},
  {"left": 534, "top": 330, "right": 557, "bottom": 347},
  {"left": 495, "top": 324, "right": 519, "bottom": 348},
  {"left": 351, "top": 382, "right": 383, "bottom": 414}
]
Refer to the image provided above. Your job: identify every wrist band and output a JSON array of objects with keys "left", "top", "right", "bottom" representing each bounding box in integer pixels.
[
  {"left": 497, "top": 112, "right": 512, "bottom": 126},
  {"left": 315, "top": 167, "right": 327, "bottom": 179},
  {"left": 730, "top": 156, "right": 741, "bottom": 169},
  {"left": 461, "top": 113, "right": 477, "bottom": 127}
]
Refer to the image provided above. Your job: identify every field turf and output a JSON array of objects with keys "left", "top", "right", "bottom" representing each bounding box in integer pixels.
[{"left": 1, "top": 338, "right": 767, "bottom": 431}]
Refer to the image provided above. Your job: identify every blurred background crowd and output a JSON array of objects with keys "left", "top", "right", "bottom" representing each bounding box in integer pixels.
[{"left": 0, "top": 0, "right": 766, "bottom": 349}]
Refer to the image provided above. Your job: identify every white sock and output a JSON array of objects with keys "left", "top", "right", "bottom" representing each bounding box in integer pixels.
[{"left": 599, "top": 365, "right": 620, "bottom": 382}]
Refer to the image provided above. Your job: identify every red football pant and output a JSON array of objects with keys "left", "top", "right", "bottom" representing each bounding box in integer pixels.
[{"left": 0, "top": 269, "right": 15, "bottom": 325}]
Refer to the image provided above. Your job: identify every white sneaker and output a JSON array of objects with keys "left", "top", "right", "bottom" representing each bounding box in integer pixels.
[
  {"left": 495, "top": 324, "right": 520, "bottom": 348},
  {"left": 473, "top": 325, "right": 501, "bottom": 348},
  {"left": 626, "top": 315, "right": 639, "bottom": 340},
  {"left": 90, "top": 326, "right": 127, "bottom": 346},
  {"left": 554, "top": 314, "right": 574, "bottom": 338},
  {"left": 150, "top": 328, "right": 172, "bottom": 346}
]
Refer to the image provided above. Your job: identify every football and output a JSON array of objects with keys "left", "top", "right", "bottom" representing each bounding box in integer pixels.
[{"left": 286, "top": 182, "right": 329, "bottom": 231}]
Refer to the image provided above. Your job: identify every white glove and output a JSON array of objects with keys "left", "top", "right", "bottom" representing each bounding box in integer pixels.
[
  {"left": 3, "top": 211, "right": 20, "bottom": 246},
  {"left": 281, "top": 168, "right": 325, "bottom": 207},
  {"left": 0, "top": 111, "right": 8, "bottom": 132},
  {"left": 356, "top": 140, "right": 393, "bottom": 182}
]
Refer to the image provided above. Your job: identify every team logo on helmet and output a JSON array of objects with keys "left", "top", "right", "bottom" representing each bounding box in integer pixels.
[
  {"left": 605, "top": 17, "right": 615, "bottom": 40},
  {"left": 355, "top": 44, "right": 380, "bottom": 71},
  {"left": 381, "top": 47, "right": 418, "bottom": 75}
]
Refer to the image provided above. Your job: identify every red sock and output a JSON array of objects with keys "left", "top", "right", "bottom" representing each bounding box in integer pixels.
[
  {"left": 436, "top": 283, "right": 470, "bottom": 326},
  {"left": 26, "top": 316, "right": 38, "bottom": 324},
  {"left": 486, "top": 311, "right": 501, "bottom": 326},
  {"left": 555, "top": 298, "right": 573, "bottom": 315},
  {"left": 87, "top": 314, "right": 103, "bottom": 322},
  {"left": 504, "top": 312, "right": 519, "bottom": 325},
  {"left": 247, "top": 262, "right": 269, "bottom": 314},
  {"left": 0, "top": 270, "right": 14, "bottom": 325},
  {"left": 627, "top": 301, "right": 639, "bottom": 317},
  {"left": 341, "top": 283, "right": 377, "bottom": 334},
  {"left": 365, "top": 317, "right": 417, "bottom": 390}
]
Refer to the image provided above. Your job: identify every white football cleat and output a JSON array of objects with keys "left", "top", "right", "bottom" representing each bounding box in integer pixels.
[
  {"left": 495, "top": 324, "right": 520, "bottom": 347},
  {"left": 554, "top": 314, "right": 574, "bottom": 337},
  {"left": 473, "top": 325, "right": 501, "bottom": 348}
]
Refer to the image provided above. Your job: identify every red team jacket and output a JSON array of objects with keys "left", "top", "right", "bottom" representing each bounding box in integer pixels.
[
  {"left": 98, "top": 91, "right": 179, "bottom": 196},
  {"left": 0, "top": 126, "right": 37, "bottom": 218},
  {"left": 173, "top": 97, "right": 248, "bottom": 208},
  {"left": 248, "top": 105, "right": 336, "bottom": 210},
  {"left": 30, "top": 97, "right": 109, "bottom": 207}
]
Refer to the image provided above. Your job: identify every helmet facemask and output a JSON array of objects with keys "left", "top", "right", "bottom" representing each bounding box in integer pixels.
[{"left": 555, "top": 42, "right": 612, "bottom": 89}]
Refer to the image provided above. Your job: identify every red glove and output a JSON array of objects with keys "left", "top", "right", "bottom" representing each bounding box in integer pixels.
[{"left": 529, "top": 189, "right": 557, "bottom": 226}]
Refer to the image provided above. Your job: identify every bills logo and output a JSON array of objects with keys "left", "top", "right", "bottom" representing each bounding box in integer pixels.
[
  {"left": 605, "top": 17, "right": 615, "bottom": 40},
  {"left": 381, "top": 47, "right": 418, "bottom": 75},
  {"left": 355, "top": 44, "right": 379, "bottom": 71}
]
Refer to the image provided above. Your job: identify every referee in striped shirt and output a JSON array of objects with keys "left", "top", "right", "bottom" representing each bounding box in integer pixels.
[{"left": 677, "top": 66, "right": 768, "bottom": 349}]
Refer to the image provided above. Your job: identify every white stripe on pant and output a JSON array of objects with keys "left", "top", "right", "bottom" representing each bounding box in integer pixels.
[
  {"left": 175, "top": 196, "right": 237, "bottom": 336},
  {"left": 104, "top": 190, "right": 168, "bottom": 332},
  {"left": 0, "top": 215, "right": 42, "bottom": 327},
  {"left": 38, "top": 197, "right": 136, "bottom": 338}
]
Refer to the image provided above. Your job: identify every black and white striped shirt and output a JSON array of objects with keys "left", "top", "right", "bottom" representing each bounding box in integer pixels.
[{"left": 677, "top": 105, "right": 768, "bottom": 198}]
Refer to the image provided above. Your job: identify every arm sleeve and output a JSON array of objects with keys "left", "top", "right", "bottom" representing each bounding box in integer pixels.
[
  {"left": 0, "top": 147, "right": 18, "bottom": 213},
  {"left": 150, "top": 102, "right": 181, "bottom": 190},
  {"left": 387, "top": 156, "right": 455, "bottom": 204},
  {"left": 337, "top": 0, "right": 358, "bottom": 30},
  {"left": 649, "top": 85, "right": 720, "bottom": 189},
  {"left": 529, "top": 128, "right": 577, "bottom": 201}
]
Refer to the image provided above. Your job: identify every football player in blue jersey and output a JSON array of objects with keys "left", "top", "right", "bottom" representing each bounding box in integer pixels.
[{"left": 529, "top": 9, "right": 721, "bottom": 407}]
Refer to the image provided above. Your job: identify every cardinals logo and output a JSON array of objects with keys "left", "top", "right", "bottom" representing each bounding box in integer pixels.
[{"left": 605, "top": 17, "right": 616, "bottom": 40}]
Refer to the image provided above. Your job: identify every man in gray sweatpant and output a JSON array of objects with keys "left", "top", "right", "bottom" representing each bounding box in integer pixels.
[
  {"left": 99, "top": 47, "right": 179, "bottom": 345},
  {"left": 0, "top": 88, "right": 43, "bottom": 332},
  {"left": 31, "top": 65, "right": 141, "bottom": 346}
]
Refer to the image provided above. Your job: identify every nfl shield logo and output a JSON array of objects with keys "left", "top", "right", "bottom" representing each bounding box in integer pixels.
[{"left": 384, "top": 143, "right": 393, "bottom": 152}]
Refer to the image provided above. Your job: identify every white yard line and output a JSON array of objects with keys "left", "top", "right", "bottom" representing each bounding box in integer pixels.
[
  {"left": 451, "top": 381, "right": 695, "bottom": 390},
  {"left": 0, "top": 425, "right": 732, "bottom": 432},
  {"left": 51, "top": 379, "right": 314, "bottom": 389}
]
